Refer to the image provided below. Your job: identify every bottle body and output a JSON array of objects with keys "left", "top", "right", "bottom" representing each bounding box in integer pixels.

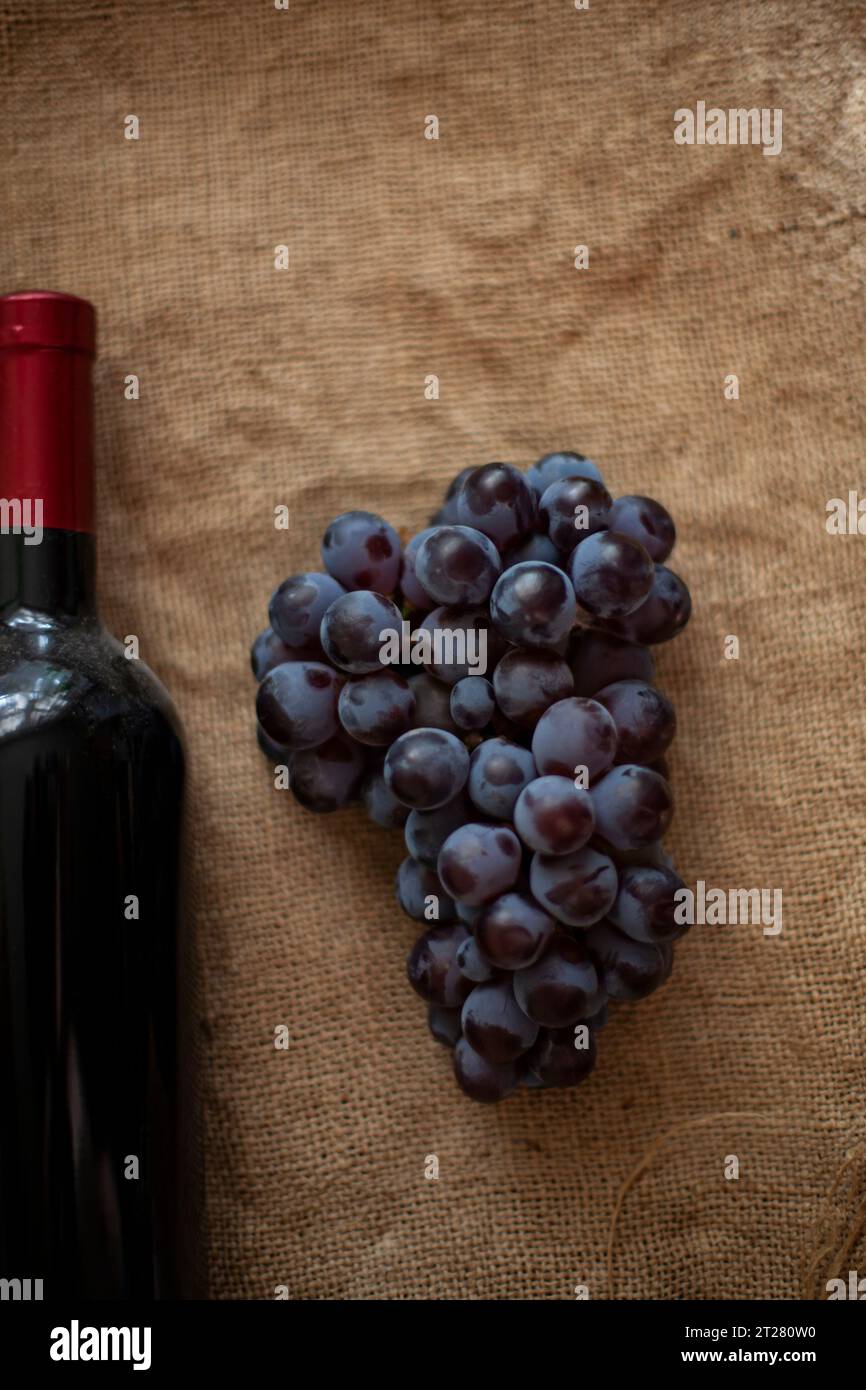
[{"left": 0, "top": 293, "right": 190, "bottom": 1299}]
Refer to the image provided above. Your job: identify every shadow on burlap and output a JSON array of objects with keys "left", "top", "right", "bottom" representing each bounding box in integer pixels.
[{"left": 1, "top": 0, "right": 864, "bottom": 1298}]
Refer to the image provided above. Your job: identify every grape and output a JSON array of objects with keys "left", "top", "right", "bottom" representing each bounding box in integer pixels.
[
  {"left": 453, "top": 1037, "right": 518, "bottom": 1102},
  {"left": 569, "top": 530, "right": 654, "bottom": 618},
  {"left": 384, "top": 727, "right": 470, "bottom": 809},
  {"left": 415, "top": 525, "right": 502, "bottom": 606},
  {"left": 570, "top": 631, "right": 654, "bottom": 697},
  {"left": 590, "top": 764, "right": 673, "bottom": 850},
  {"left": 650, "top": 756, "right": 670, "bottom": 780},
  {"left": 608, "top": 864, "right": 688, "bottom": 943},
  {"left": 594, "top": 679, "right": 676, "bottom": 765},
  {"left": 525, "top": 1024, "right": 598, "bottom": 1088},
  {"left": 404, "top": 792, "right": 473, "bottom": 868},
  {"left": 321, "top": 510, "right": 401, "bottom": 592},
  {"left": 256, "top": 721, "right": 287, "bottom": 761},
  {"left": 251, "top": 627, "right": 296, "bottom": 680},
  {"left": 527, "top": 450, "right": 604, "bottom": 496},
  {"left": 513, "top": 775, "right": 595, "bottom": 855},
  {"left": 489, "top": 561, "right": 577, "bottom": 648},
  {"left": 360, "top": 765, "right": 410, "bottom": 829},
  {"left": 503, "top": 532, "right": 562, "bottom": 567},
  {"left": 608, "top": 494, "right": 675, "bottom": 563},
  {"left": 476, "top": 890, "right": 555, "bottom": 969},
  {"left": 437, "top": 822, "right": 522, "bottom": 906},
  {"left": 456, "top": 936, "right": 498, "bottom": 984},
  {"left": 585, "top": 920, "right": 672, "bottom": 1001},
  {"left": 408, "top": 672, "right": 460, "bottom": 733},
  {"left": 428, "top": 1005, "right": 462, "bottom": 1048},
  {"left": 337, "top": 669, "right": 415, "bottom": 745},
  {"left": 437, "top": 466, "right": 476, "bottom": 524},
  {"left": 512, "top": 931, "right": 601, "bottom": 1026},
  {"left": 256, "top": 661, "right": 341, "bottom": 750},
  {"left": 407, "top": 923, "right": 473, "bottom": 1006},
  {"left": 456, "top": 900, "right": 481, "bottom": 928},
  {"left": 599, "top": 564, "right": 691, "bottom": 644},
  {"left": 450, "top": 676, "right": 495, "bottom": 730},
  {"left": 467, "top": 737, "right": 536, "bottom": 819},
  {"left": 396, "top": 855, "right": 456, "bottom": 922},
  {"left": 288, "top": 734, "right": 365, "bottom": 811},
  {"left": 319, "top": 590, "right": 402, "bottom": 674},
  {"left": 531, "top": 696, "right": 617, "bottom": 782},
  {"left": 400, "top": 527, "right": 438, "bottom": 609},
  {"left": 529, "top": 845, "right": 618, "bottom": 927},
  {"left": 454, "top": 462, "right": 536, "bottom": 551},
  {"left": 421, "top": 603, "right": 506, "bottom": 684},
  {"left": 269, "top": 572, "right": 346, "bottom": 647},
  {"left": 492, "top": 649, "right": 573, "bottom": 727},
  {"left": 538, "top": 476, "right": 612, "bottom": 552},
  {"left": 461, "top": 979, "right": 539, "bottom": 1062}
]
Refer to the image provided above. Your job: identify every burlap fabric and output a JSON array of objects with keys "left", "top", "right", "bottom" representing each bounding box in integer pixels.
[{"left": 2, "top": 0, "right": 864, "bottom": 1300}]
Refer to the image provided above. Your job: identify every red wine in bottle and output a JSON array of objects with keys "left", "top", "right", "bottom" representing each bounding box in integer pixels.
[{"left": 0, "top": 291, "right": 190, "bottom": 1298}]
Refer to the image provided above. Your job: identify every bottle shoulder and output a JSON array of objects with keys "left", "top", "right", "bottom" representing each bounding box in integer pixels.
[{"left": 0, "top": 616, "right": 185, "bottom": 750}]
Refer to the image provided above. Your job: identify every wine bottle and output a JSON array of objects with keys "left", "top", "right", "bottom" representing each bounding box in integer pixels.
[{"left": 0, "top": 291, "right": 190, "bottom": 1299}]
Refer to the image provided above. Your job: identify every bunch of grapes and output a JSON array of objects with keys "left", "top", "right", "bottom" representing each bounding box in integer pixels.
[{"left": 251, "top": 453, "right": 691, "bottom": 1102}]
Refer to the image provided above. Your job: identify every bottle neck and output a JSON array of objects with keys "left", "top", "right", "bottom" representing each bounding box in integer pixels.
[{"left": 0, "top": 316, "right": 96, "bottom": 620}]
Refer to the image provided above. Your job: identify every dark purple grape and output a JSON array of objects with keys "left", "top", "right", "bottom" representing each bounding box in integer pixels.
[
  {"left": 428, "top": 1005, "right": 462, "bottom": 1048},
  {"left": 476, "top": 890, "right": 555, "bottom": 969},
  {"left": 608, "top": 495, "right": 675, "bottom": 563},
  {"left": 456, "top": 936, "right": 498, "bottom": 984},
  {"left": 384, "top": 727, "right": 470, "bottom": 809},
  {"left": 585, "top": 920, "right": 672, "bottom": 1000},
  {"left": 569, "top": 530, "right": 653, "bottom": 619},
  {"left": 503, "top": 532, "right": 562, "bottom": 567},
  {"left": 438, "top": 823, "right": 522, "bottom": 906},
  {"left": 360, "top": 765, "right": 410, "bottom": 829},
  {"left": 450, "top": 676, "right": 495, "bottom": 730},
  {"left": 538, "top": 476, "right": 612, "bottom": 552},
  {"left": 256, "top": 661, "right": 341, "bottom": 750},
  {"left": 599, "top": 565, "right": 691, "bottom": 644},
  {"left": 453, "top": 1038, "right": 518, "bottom": 1102},
  {"left": 438, "top": 466, "right": 477, "bottom": 524},
  {"left": 467, "top": 737, "right": 536, "bottom": 820},
  {"left": 407, "top": 923, "right": 473, "bottom": 1006},
  {"left": 489, "top": 561, "right": 577, "bottom": 648},
  {"left": 590, "top": 764, "right": 673, "bottom": 850},
  {"left": 454, "top": 463, "right": 536, "bottom": 551},
  {"left": 320, "top": 590, "right": 402, "bottom": 674},
  {"left": 594, "top": 679, "right": 676, "bottom": 765},
  {"left": 531, "top": 697, "right": 617, "bottom": 782},
  {"left": 525, "top": 1024, "right": 598, "bottom": 1088},
  {"left": 400, "top": 527, "right": 438, "bottom": 608},
  {"left": 404, "top": 792, "right": 473, "bottom": 868},
  {"left": 608, "top": 864, "right": 688, "bottom": 943},
  {"left": 269, "top": 571, "right": 346, "bottom": 647},
  {"left": 288, "top": 733, "right": 365, "bottom": 811},
  {"left": 256, "top": 721, "right": 288, "bottom": 761},
  {"left": 408, "top": 672, "right": 460, "bottom": 733},
  {"left": 337, "top": 669, "right": 415, "bottom": 746},
  {"left": 650, "top": 756, "right": 670, "bottom": 780},
  {"left": 513, "top": 932, "right": 601, "bottom": 1026},
  {"left": 570, "top": 631, "right": 655, "bottom": 697},
  {"left": 415, "top": 525, "right": 501, "bottom": 606},
  {"left": 461, "top": 979, "right": 539, "bottom": 1062},
  {"left": 513, "top": 775, "right": 595, "bottom": 855},
  {"left": 396, "top": 855, "right": 456, "bottom": 922},
  {"left": 321, "top": 510, "right": 401, "bottom": 592},
  {"left": 456, "top": 900, "right": 481, "bottom": 927},
  {"left": 529, "top": 845, "right": 618, "bottom": 927},
  {"left": 527, "top": 451, "right": 604, "bottom": 497},
  {"left": 421, "top": 603, "right": 506, "bottom": 684},
  {"left": 492, "top": 648, "right": 573, "bottom": 727},
  {"left": 251, "top": 627, "right": 296, "bottom": 680}
]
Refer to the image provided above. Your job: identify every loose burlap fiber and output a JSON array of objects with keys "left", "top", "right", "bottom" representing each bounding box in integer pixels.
[{"left": 2, "top": 0, "right": 865, "bottom": 1300}]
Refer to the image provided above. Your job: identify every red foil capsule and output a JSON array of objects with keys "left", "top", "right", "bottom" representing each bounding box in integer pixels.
[{"left": 0, "top": 290, "right": 96, "bottom": 534}]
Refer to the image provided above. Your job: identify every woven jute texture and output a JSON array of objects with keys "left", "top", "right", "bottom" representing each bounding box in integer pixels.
[{"left": 2, "top": 0, "right": 865, "bottom": 1300}]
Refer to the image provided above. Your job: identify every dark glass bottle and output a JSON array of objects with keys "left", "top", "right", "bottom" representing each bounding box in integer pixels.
[{"left": 0, "top": 291, "right": 189, "bottom": 1299}]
